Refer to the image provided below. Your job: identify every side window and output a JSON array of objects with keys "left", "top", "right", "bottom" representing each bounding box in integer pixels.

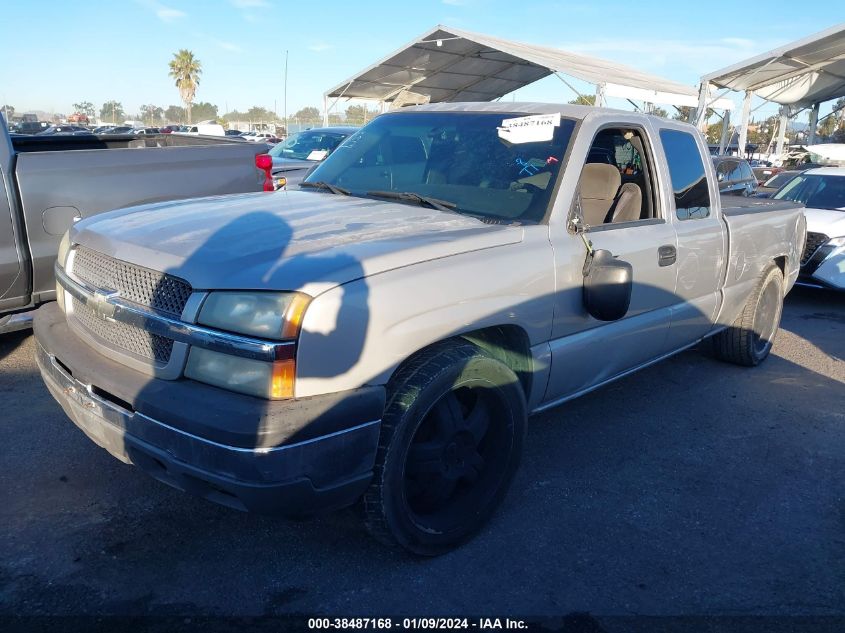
[
  {"left": 740, "top": 162, "right": 754, "bottom": 181},
  {"left": 659, "top": 129, "right": 711, "bottom": 220},
  {"left": 728, "top": 162, "right": 743, "bottom": 182},
  {"left": 576, "top": 126, "right": 658, "bottom": 228}
]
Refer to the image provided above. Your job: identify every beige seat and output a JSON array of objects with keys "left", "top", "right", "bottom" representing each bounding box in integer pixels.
[
  {"left": 578, "top": 163, "right": 620, "bottom": 226},
  {"left": 609, "top": 182, "right": 642, "bottom": 223}
]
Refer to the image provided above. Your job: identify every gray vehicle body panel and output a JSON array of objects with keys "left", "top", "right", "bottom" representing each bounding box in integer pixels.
[
  {"left": 49, "top": 103, "right": 805, "bottom": 409},
  {"left": 0, "top": 121, "right": 266, "bottom": 323}
]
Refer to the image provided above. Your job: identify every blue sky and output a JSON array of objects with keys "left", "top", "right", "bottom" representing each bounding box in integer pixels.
[{"left": 0, "top": 0, "right": 840, "bottom": 122}]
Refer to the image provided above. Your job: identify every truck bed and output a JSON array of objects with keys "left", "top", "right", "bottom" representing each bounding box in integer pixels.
[
  {"left": 717, "top": 195, "right": 806, "bottom": 329},
  {"left": 11, "top": 133, "right": 250, "bottom": 153},
  {"left": 720, "top": 195, "right": 800, "bottom": 217}
]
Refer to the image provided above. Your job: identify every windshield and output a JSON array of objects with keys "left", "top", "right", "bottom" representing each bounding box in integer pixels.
[
  {"left": 773, "top": 173, "right": 845, "bottom": 210},
  {"left": 764, "top": 172, "right": 797, "bottom": 189},
  {"left": 269, "top": 129, "right": 350, "bottom": 160},
  {"left": 304, "top": 111, "right": 576, "bottom": 223}
]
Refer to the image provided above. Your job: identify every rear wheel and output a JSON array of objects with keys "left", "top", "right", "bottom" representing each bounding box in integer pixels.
[
  {"left": 708, "top": 264, "right": 784, "bottom": 366},
  {"left": 363, "top": 341, "right": 527, "bottom": 556}
]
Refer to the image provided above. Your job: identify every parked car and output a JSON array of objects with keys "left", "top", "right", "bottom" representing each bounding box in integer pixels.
[
  {"left": 133, "top": 127, "right": 161, "bottom": 135},
  {"left": 772, "top": 167, "right": 845, "bottom": 291},
  {"left": 33, "top": 103, "right": 806, "bottom": 554},
  {"left": 224, "top": 129, "right": 244, "bottom": 136},
  {"left": 712, "top": 156, "right": 757, "bottom": 196},
  {"left": 0, "top": 121, "right": 272, "bottom": 332},
  {"left": 36, "top": 125, "right": 91, "bottom": 135},
  {"left": 14, "top": 121, "right": 50, "bottom": 135},
  {"left": 755, "top": 170, "right": 803, "bottom": 197},
  {"left": 752, "top": 165, "right": 780, "bottom": 184},
  {"left": 102, "top": 126, "right": 135, "bottom": 134},
  {"left": 91, "top": 126, "right": 115, "bottom": 134},
  {"left": 266, "top": 126, "right": 356, "bottom": 188},
  {"left": 179, "top": 123, "right": 226, "bottom": 136}
]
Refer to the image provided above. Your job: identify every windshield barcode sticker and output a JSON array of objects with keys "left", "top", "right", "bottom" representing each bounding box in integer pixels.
[{"left": 497, "top": 113, "right": 560, "bottom": 144}]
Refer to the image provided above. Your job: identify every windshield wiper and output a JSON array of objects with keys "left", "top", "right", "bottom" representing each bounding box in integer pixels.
[
  {"left": 366, "top": 190, "right": 457, "bottom": 212},
  {"left": 300, "top": 181, "right": 350, "bottom": 195}
]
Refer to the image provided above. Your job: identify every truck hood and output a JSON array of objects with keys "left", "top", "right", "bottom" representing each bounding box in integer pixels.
[
  {"left": 804, "top": 207, "right": 845, "bottom": 237},
  {"left": 70, "top": 190, "right": 523, "bottom": 292}
]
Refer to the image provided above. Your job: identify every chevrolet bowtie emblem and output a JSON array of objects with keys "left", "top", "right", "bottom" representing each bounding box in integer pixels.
[{"left": 91, "top": 289, "right": 119, "bottom": 320}]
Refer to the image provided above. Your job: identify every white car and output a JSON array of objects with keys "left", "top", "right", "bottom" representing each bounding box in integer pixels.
[
  {"left": 246, "top": 132, "right": 276, "bottom": 143},
  {"left": 772, "top": 167, "right": 845, "bottom": 290}
]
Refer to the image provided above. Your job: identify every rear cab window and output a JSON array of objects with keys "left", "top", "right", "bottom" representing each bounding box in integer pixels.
[{"left": 660, "top": 129, "right": 711, "bottom": 220}]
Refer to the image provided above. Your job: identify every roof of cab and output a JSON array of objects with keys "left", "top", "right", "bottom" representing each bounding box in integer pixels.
[{"left": 397, "top": 101, "right": 630, "bottom": 119}]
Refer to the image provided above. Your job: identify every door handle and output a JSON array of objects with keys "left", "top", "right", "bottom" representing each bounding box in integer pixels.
[{"left": 658, "top": 245, "right": 676, "bottom": 267}]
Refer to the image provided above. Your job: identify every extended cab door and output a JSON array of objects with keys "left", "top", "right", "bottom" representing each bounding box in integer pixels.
[
  {"left": 655, "top": 127, "right": 727, "bottom": 351},
  {"left": 544, "top": 117, "right": 679, "bottom": 403}
]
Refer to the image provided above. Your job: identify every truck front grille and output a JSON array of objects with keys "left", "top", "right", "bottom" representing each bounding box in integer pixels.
[
  {"left": 69, "top": 246, "right": 192, "bottom": 364},
  {"left": 801, "top": 232, "right": 829, "bottom": 267},
  {"left": 72, "top": 246, "right": 192, "bottom": 316},
  {"left": 72, "top": 297, "right": 174, "bottom": 363}
]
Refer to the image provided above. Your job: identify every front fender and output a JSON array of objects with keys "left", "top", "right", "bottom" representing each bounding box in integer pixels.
[{"left": 294, "top": 232, "right": 555, "bottom": 398}]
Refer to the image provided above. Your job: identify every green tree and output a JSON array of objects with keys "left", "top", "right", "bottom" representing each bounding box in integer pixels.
[
  {"left": 100, "top": 100, "right": 125, "bottom": 123},
  {"left": 672, "top": 106, "right": 692, "bottom": 121},
  {"left": 164, "top": 105, "right": 185, "bottom": 123},
  {"left": 293, "top": 106, "right": 321, "bottom": 124},
  {"left": 344, "top": 104, "right": 378, "bottom": 125},
  {"left": 191, "top": 101, "right": 218, "bottom": 121},
  {"left": 568, "top": 95, "right": 595, "bottom": 106},
  {"left": 168, "top": 49, "right": 202, "bottom": 123},
  {"left": 705, "top": 122, "right": 724, "bottom": 144},
  {"left": 649, "top": 106, "right": 669, "bottom": 119},
  {"left": 245, "top": 105, "right": 277, "bottom": 122},
  {"left": 72, "top": 101, "right": 95, "bottom": 117},
  {"left": 140, "top": 104, "right": 164, "bottom": 125}
]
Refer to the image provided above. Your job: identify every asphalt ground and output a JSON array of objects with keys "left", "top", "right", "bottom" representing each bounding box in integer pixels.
[{"left": 1, "top": 287, "right": 843, "bottom": 628}]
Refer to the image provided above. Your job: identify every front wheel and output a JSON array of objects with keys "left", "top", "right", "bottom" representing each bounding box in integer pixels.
[
  {"left": 708, "top": 264, "right": 784, "bottom": 366},
  {"left": 363, "top": 341, "right": 527, "bottom": 556}
]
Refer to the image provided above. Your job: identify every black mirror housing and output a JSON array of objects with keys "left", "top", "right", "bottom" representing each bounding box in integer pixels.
[{"left": 583, "top": 249, "right": 633, "bottom": 321}]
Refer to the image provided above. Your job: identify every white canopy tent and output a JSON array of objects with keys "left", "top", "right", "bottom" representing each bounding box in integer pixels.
[
  {"left": 699, "top": 22, "right": 845, "bottom": 157},
  {"left": 323, "top": 25, "right": 732, "bottom": 124}
]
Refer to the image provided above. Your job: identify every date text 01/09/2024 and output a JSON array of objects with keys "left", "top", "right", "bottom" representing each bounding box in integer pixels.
[{"left": 307, "top": 617, "right": 529, "bottom": 630}]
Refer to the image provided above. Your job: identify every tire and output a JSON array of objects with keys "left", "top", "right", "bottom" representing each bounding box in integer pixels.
[
  {"left": 363, "top": 340, "right": 527, "bottom": 556},
  {"left": 708, "top": 264, "right": 784, "bottom": 366}
]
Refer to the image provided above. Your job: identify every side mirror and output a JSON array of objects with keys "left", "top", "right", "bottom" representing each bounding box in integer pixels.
[
  {"left": 717, "top": 171, "right": 725, "bottom": 182},
  {"left": 583, "top": 249, "right": 633, "bottom": 321}
]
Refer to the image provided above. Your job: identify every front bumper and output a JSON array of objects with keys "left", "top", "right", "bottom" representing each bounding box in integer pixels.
[
  {"left": 798, "top": 249, "right": 845, "bottom": 291},
  {"left": 34, "top": 302, "right": 384, "bottom": 515}
]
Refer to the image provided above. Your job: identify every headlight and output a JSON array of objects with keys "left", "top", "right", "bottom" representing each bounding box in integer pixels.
[
  {"left": 185, "top": 347, "right": 295, "bottom": 399},
  {"left": 197, "top": 291, "right": 310, "bottom": 339},
  {"left": 187, "top": 291, "right": 310, "bottom": 399},
  {"left": 826, "top": 236, "right": 845, "bottom": 249}
]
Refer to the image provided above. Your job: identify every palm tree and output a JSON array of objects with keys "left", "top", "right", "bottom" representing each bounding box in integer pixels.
[{"left": 168, "top": 50, "right": 202, "bottom": 124}]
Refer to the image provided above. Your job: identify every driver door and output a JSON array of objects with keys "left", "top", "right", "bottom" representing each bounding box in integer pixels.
[{"left": 544, "top": 123, "right": 679, "bottom": 403}]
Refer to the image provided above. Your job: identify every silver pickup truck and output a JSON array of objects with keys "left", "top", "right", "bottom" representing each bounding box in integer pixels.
[
  {"left": 0, "top": 121, "right": 269, "bottom": 332},
  {"left": 33, "top": 103, "right": 806, "bottom": 555}
]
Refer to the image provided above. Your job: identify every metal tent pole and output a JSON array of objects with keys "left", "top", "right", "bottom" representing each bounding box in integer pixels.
[
  {"left": 736, "top": 90, "right": 753, "bottom": 157},
  {"left": 694, "top": 82, "right": 710, "bottom": 131},
  {"left": 775, "top": 105, "right": 789, "bottom": 158},
  {"left": 718, "top": 109, "right": 731, "bottom": 155},
  {"left": 808, "top": 102, "right": 820, "bottom": 144}
]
